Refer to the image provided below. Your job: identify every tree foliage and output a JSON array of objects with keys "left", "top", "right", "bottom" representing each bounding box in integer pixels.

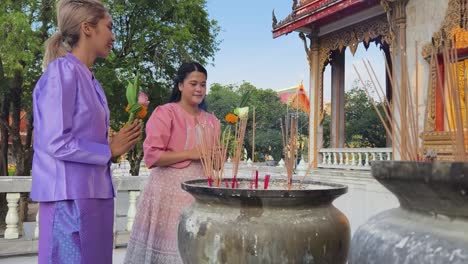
[
  {"left": 0, "top": 0, "right": 220, "bottom": 176},
  {"left": 0, "top": 0, "right": 55, "bottom": 176},
  {"left": 98, "top": 0, "right": 220, "bottom": 175},
  {"left": 206, "top": 82, "right": 294, "bottom": 161},
  {"left": 322, "top": 80, "right": 387, "bottom": 148}
]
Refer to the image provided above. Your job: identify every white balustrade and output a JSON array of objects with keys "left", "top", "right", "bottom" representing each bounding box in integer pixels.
[
  {"left": 0, "top": 173, "right": 148, "bottom": 248},
  {"left": 318, "top": 148, "right": 393, "bottom": 170}
]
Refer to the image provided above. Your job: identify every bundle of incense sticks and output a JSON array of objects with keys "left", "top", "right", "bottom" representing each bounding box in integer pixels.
[
  {"left": 437, "top": 40, "right": 467, "bottom": 161},
  {"left": 281, "top": 115, "right": 298, "bottom": 190},
  {"left": 197, "top": 122, "right": 230, "bottom": 187},
  {"left": 353, "top": 39, "right": 468, "bottom": 161},
  {"left": 230, "top": 115, "right": 248, "bottom": 188}
]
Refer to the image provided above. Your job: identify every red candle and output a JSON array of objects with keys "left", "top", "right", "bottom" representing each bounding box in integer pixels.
[
  {"left": 264, "top": 175, "right": 270, "bottom": 189},
  {"left": 231, "top": 177, "right": 236, "bottom": 188},
  {"left": 255, "top": 170, "right": 259, "bottom": 189},
  {"left": 208, "top": 177, "right": 213, "bottom": 187}
]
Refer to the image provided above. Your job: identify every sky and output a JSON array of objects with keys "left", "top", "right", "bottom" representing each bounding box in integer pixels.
[{"left": 204, "top": 0, "right": 386, "bottom": 102}]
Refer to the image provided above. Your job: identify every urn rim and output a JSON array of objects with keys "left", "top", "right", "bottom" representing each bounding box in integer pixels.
[{"left": 181, "top": 178, "right": 347, "bottom": 201}]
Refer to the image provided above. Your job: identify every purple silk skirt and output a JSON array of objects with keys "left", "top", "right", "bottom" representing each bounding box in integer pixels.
[{"left": 38, "top": 199, "right": 114, "bottom": 264}]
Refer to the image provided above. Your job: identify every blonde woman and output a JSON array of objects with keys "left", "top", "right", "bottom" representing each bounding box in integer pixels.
[{"left": 31, "top": 1, "right": 141, "bottom": 263}]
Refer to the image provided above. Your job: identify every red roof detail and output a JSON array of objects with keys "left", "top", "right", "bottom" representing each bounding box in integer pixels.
[{"left": 273, "top": 0, "right": 380, "bottom": 38}]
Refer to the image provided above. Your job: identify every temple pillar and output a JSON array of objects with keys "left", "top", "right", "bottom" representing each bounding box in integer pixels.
[
  {"left": 307, "top": 30, "right": 323, "bottom": 168},
  {"left": 386, "top": 0, "right": 409, "bottom": 160},
  {"left": 383, "top": 44, "right": 393, "bottom": 148},
  {"left": 330, "top": 50, "right": 345, "bottom": 148}
]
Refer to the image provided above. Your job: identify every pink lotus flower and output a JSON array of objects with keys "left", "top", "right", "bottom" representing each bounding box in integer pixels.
[{"left": 138, "top": 92, "right": 150, "bottom": 107}]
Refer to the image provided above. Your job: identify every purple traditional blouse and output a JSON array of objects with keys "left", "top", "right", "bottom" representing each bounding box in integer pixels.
[{"left": 31, "top": 53, "right": 114, "bottom": 202}]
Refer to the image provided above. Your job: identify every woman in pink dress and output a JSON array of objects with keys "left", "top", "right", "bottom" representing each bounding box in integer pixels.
[{"left": 124, "top": 62, "right": 220, "bottom": 263}]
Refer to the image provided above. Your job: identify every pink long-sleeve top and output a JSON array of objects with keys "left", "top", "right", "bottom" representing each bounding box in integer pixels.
[{"left": 143, "top": 102, "right": 220, "bottom": 169}]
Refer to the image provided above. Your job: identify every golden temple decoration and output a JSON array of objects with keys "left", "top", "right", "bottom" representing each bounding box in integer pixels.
[
  {"left": 422, "top": 0, "right": 468, "bottom": 58},
  {"left": 452, "top": 27, "right": 468, "bottom": 49},
  {"left": 423, "top": 0, "right": 468, "bottom": 133}
]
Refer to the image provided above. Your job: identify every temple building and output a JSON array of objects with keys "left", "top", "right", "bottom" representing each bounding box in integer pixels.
[{"left": 273, "top": 0, "right": 468, "bottom": 167}]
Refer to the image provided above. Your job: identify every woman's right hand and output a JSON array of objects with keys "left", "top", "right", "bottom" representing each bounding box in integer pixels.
[{"left": 110, "top": 120, "right": 142, "bottom": 158}]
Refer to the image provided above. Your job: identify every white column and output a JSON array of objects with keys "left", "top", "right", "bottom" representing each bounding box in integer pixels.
[
  {"left": 126, "top": 191, "right": 141, "bottom": 231},
  {"left": 5, "top": 193, "right": 20, "bottom": 239}
]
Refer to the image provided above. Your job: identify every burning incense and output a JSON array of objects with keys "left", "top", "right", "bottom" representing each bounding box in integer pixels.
[
  {"left": 252, "top": 107, "right": 256, "bottom": 163},
  {"left": 230, "top": 111, "right": 249, "bottom": 188},
  {"left": 197, "top": 121, "right": 231, "bottom": 187},
  {"left": 281, "top": 115, "right": 298, "bottom": 190}
]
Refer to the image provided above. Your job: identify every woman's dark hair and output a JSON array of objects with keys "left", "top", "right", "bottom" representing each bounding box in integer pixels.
[{"left": 169, "top": 62, "right": 208, "bottom": 111}]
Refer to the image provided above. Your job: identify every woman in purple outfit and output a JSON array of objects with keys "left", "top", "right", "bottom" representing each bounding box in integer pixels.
[{"left": 31, "top": 0, "right": 141, "bottom": 263}]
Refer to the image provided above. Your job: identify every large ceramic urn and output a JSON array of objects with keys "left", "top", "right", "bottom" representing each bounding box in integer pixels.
[
  {"left": 350, "top": 161, "right": 468, "bottom": 264},
  {"left": 178, "top": 178, "right": 350, "bottom": 264}
]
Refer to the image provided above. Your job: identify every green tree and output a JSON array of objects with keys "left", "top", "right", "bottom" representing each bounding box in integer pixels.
[
  {"left": 205, "top": 83, "right": 239, "bottom": 122},
  {"left": 206, "top": 82, "right": 288, "bottom": 161},
  {"left": 322, "top": 112, "right": 331, "bottom": 148},
  {"left": 322, "top": 80, "right": 387, "bottom": 148},
  {"left": 344, "top": 81, "right": 387, "bottom": 147},
  {"left": 0, "top": 0, "right": 54, "bottom": 176},
  {"left": 0, "top": 0, "right": 55, "bottom": 225},
  {"left": 96, "top": 0, "right": 220, "bottom": 175}
]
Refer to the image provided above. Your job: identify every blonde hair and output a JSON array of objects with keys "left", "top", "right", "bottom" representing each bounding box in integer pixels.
[{"left": 43, "top": 0, "right": 107, "bottom": 69}]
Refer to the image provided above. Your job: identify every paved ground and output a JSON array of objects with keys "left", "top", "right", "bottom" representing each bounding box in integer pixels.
[{"left": 0, "top": 248, "right": 126, "bottom": 263}]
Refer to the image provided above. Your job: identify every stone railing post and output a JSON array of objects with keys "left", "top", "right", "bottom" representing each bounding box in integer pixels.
[
  {"left": 34, "top": 208, "right": 39, "bottom": 239},
  {"left": 5, "top": 193, "right": 20, "bottom": 239},
  {"left": 126, "top": 191, "right": 141, "bottom": 231},
  {"left": 358, "top": 152, "right": 363, "bottom": 167}
]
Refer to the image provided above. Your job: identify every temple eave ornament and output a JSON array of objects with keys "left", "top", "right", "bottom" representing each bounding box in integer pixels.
[
  {"left": 318, "top": 15, "right": 392, "bottom": 71},
  {"left": 272, "top": 9, "right": 278, "bottom": 28},
  {"left": 272, "top": 0, "right": 344, "bottom": 31}
]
